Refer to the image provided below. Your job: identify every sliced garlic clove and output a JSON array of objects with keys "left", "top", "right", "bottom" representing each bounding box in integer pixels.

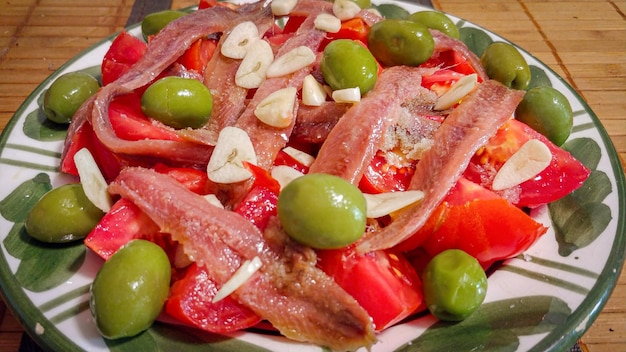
[
  {"left": 266, "top": 46, "right": 316, "bottom": 78},
  {"left": 254, "top": 87, "right": 297, "bottom": 128},
  {"left": 283, "top": 146, "right": 315, "bottom": 167},
  {"left": 213, "top": 256, "right": 263, "bottom": 303},
  {"left": 271, "top": 0, "right": 298, "bottom": 16},
  {"left": 492, "top": 139, "right": 552, "bottom": 191},
  {"left": 301, "top": 74, "right": 328, "bottom": 106},
  {"left": 221, "top": 21, "right": 260, "bottom": 59},
  {"left": 271, "top": 165, "right": 304, "bottom": 190},
  {"left": 73, "top": 148, "right": 112, "bottom": 213},
  {"left": 207, "top": 126, "right": 257, "bottom": 183},
  {"left": 314, "top": 13, "right": 342, "bottom": 33},
  {"left": 332, "top": 87, "right": 361, "bottom": 103},
  {"left": 235, "top": 39, "right": 274, "bottom": 89},
  {"left": 364, "top": 190, "right": 425, "bottom": 219},
  {"left": 203, "top": 194, "right": 224, "bottom": 209},
  {"left": 333, "top": 0, "right": 361, "bottom": 20},
  {"left": 434, "top": 73, "right": 478, "bottom": 110}
]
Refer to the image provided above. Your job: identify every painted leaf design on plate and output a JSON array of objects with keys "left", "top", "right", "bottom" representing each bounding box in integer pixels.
[
  {"left": 106, "top": 322, "right": 272, "bottom": 352},
  {"left": 397, "top": 295, "right": 571, "bottom": 352},
  {"left": 0, "top": 173, "right": 85, "bottom": 292},
  {"left": 458, "top": 25, "right": 493, "bottom": 57},
  {"left": 548, "top": 137, "right": 612, "bottom": 256}
]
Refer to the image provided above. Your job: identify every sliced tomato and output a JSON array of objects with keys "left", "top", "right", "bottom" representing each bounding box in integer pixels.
[
  {"left": 464, "top": 119, "right": 590, "bottom": 208},
  {"left": 164, "top": 262, "right": 262, "bottom": 333},
  {"left": 176, "top": 37, "right": 218, "bottom": 74},
  {"left": 273, "top": 149, "right": 310, "bottom": 174},
  {"left": 108, "top": 93, "right": 182, "bottom": 141},
  {"left": 60, "top": 120, "right": 123, "bottom": 181},
  {"left": 317, "top": 247, "right": 424, "bottom": 331},
  {"left": 358, "top": 150, "right": 415, "bottom": 194},
  {"left": 322, "top": 17, "right": 370, "bottom": 48},
  {"left": 101, "top": 31, "right": 147, "bottom": 86},
  {"left": 397, "top": 177, "right": 547, "bottom": 269},
  {"left": 84, "top": 198, "right": 162, "bottom": 260},
  {"left": 154, "top": 163, "right": 214, "bottom": 195},
  {"left": 421, "top": 49, "right": 479, "bottom": 78},
  {"left": 233, "top": 163, "right": 280, "bottom": 231}
]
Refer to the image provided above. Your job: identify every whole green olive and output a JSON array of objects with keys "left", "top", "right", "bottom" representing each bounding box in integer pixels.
[
  {"left": 422, "top": 249, "right": 487, "bottom": 321},
  {"left": 480, "top": 42, "right": 531, "bottom": 90},
  {"left": 407, "top": 10, "right": 460, "bottom": 39},
  {"left": 320, "top": 39, "right": 378, "bottom": 95},
  {"left": 277, "top": 173, "right": 367, "bottom": 249},
  {"left": 367, "top": 19, "right": 435, "bottom": 67},
  {"left": 141, "top": 76, "right": 213, "bottom": 129},
  {"left": 515, "top": 86, "right": 573, "bottom": 146},
  {"left": 25, "top": 183, "right": 104, "bottom": 243},
  {"left": 90, "top": 239, "right": 171, "bottom": 339},
  {"left": 141, "top": 10, "right": 186, "bottom": 41},
  {"left": 43, "top": 72, "right": 100, "bottom": 124},
  {"left": 346, "top": 0, "right": 371, "bottom": 9}
]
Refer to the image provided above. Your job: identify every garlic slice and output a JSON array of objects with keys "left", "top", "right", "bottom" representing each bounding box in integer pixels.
[
  {"left": 207, "top": 126, "right": 257, "bottom": 183},
  {"left": 254, "top": 87, "right": 297, "bottom": 128},
  {"left": 434, "top": 73, "right": 478, "bottom": 110},
  {"left": 235, "top": 39, "right": 274, "bottom": 89},
  {"left": 271, "top": 165, "right": 304, "bottom": 189},
  {"left": 283, "top": 146, "right": 315, "bottom": 167},
  {"left": 266, "top": 46, "right": 316, "bottom": 78},
  {"left": 271, "top": 0, "right": 297, "bottom": 16},
  {"left": 203, "top": 194, "right": 224, "bottom": 209},
  {"left": 314, "top": 13, "right": 342, "bottom": 33},
  {"left": 332, "top": 87, "right": 361, "bottom": 103},
  {"left": 213, "top": 256, "right": 263, "bottom": 303},
  {"left": 302, "top": 74, "right": 327, "bottom": 106},
  {"left": 221, "top": 21, "right": 260, "bottom": 59},
  {"left": 364, "top": 190, "right": 424, "bottom": 219},
  {"left": 492, "top": 139, "right": 552, "bottom": 191},
  {"left": 73, "top": 148, "right": 112, "bottom": 213},
  {"left": 333, "top": 0, "right": 361, "bottom": 20}
]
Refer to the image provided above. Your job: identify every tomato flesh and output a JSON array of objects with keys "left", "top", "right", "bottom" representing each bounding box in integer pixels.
[
  {"left": 101, "top": 31, "right": 146, "bottom": 86},
  {"left": 317, "top": 247, "right": 424, "bottom": 331}
]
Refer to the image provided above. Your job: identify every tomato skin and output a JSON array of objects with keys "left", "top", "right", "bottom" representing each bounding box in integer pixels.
[
  {"left": 84, "top": 198, "right": 162, "bottom": 260},
  {"left": 273, "top": 150, "right": 310, "bottom": 174},
  {"left": 421, "top": 49, "right": 479, "bottom": 78},
  {"left": 164, "top": 263, "right": 262, "bottom": 333},
  {"left": 60, "top": 120, "right": 123, "bottom": 181},
  {"left": 322, "top": 17, "right": 370, "bottom": 48},
  {"left": 101, "top": 31, "right": 147, "bottom": 86},
  {"left": 317, "top": 247, "right": 424, "bottom": 331},
  {"left": 108, "top": 94, "right": 182, "bottom": 141},
  {"left": 397, "top": 177, "right": 547, "bottom": 269},
  {"left": 176, "top": 37, "right": 217, "bottom": 74},
  {"left": 153, "top": 163, "right": 214, "bottom": 195},
  {"left": 464, "top": 119, "right": 590, "bottom": 208},
  {"left": 232, "top": 162, "right": 281, "bottom": 231}
]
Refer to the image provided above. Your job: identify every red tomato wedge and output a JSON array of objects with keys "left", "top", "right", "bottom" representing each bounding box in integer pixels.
[
  {"left": 317, "top": 247, "right": 424, "bottom": 331},
  {"left": 397, "top": 177, "right": 547, "bottom": 269},
  {"left": 101, "top": 31, "right": 147, "bottom": 85},
  {"left": 464, "top": 119, "right": 590, "bottom": 208},
  {"left": 322, "top": 17, "right": 370, "bottom": 47},
  {"left": 84, "top": 198, "right": 162, "bottom": 260},
  {"left": 358, "top": 150, "right": 416, "bottom": 194},
  {"left": 60, "top": 120, "right": 123, "bottom": 182},
  {"left": 164, "top": 263, "right": 262, "bottom": 333},
  {"left": 176, "top": 37, "right": 218, "bottom": 74},
  {"left": 108, "top": 94, "right": 182, "bottom": 141},
  {"left": 233, "top": 162, "right": 280, "bottom": 231}
]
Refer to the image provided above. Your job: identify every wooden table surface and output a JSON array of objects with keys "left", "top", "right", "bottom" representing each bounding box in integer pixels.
[{"left": 0, "top": 0, "right": 624, "bottom": 351}]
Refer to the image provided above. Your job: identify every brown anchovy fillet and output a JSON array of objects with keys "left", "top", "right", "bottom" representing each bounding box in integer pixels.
[
  {"left": 109, "top": 167, "right": 376, "bottom": 351},
  {"left": 357, "top": 80, "right": 525, "bottom": 253}
]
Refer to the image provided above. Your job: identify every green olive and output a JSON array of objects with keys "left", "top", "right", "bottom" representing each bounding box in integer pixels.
[
  {"left": 25, "top": 183, "right": 104, "bottom": 243},
  {"left": 43, "top": 72, "right": 100, "bottom": 124},
  {"left": 515, "top": 86, "right": 573, "bottom": 146},
  {"left": 407, "top": 11, "right": 459, "bottom": 39},
  {"left": 90, "top": 239, "right": 171, "bottom": 339},
  {"left": 346, "top": 0, "right": 371, "bottom": 9},
  {"left": 277, "top": 173, "right": 366, "bottom": 249},
  {"left": 422, "top": 249, "right": 487, "bottom": 321},
  {"left": 320, "top": 39, "right": 378, "bottom": 95},
  {"left": 367, "top": 19, "right": 435, "bottom": 67},
  {"left": 141, "top": 76, "right": 213, "bottom": 129},
  {"left": 480, "top": 42, "right": 531, "bottom": 90},
  {"left": 141, "top": 10, "right": 186, "bottom": 41}
]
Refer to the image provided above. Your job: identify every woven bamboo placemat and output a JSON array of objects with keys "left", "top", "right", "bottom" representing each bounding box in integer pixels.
[{"left": 0, "top": 1, "right": 624, "bottom": 351}]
